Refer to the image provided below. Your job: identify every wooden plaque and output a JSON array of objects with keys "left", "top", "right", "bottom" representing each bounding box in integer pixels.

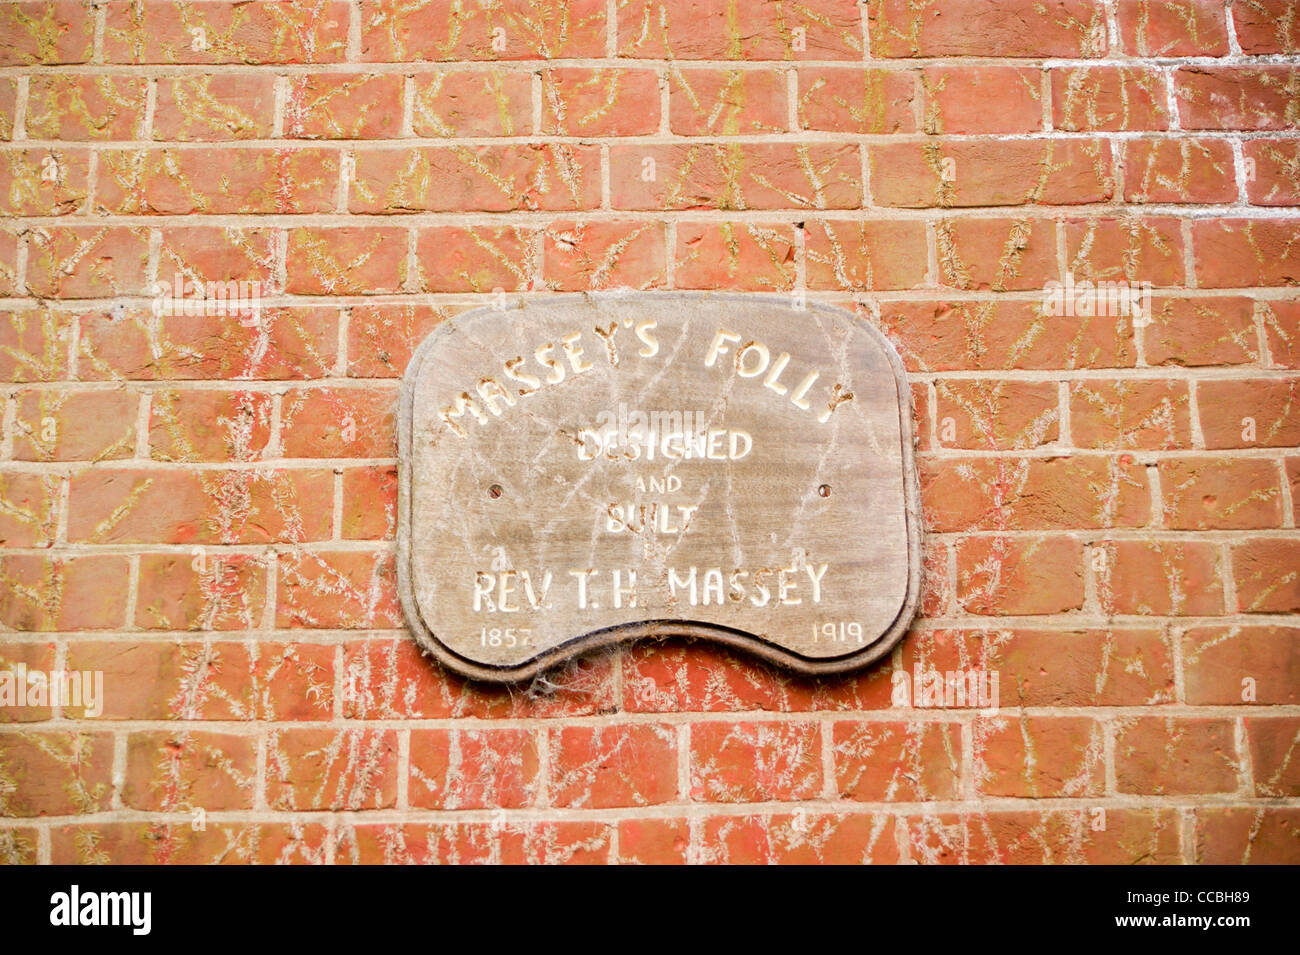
[{"left": 398, "top": 293, "right": 921, "bottom": 682}]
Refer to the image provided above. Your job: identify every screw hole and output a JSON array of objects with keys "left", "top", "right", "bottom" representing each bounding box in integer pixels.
[
  {"left": 817, "top": 484, "right": 831, "bottom": 498},
  {"left": 488, "top": 484, "right": 503, "bottom": 499}
]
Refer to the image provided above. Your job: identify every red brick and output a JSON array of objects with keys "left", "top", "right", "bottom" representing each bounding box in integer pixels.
[
  {"left": 1246, "top": 718, "right": 1300, "bottom": 796},
  {"left": 0, "top": 827, "right": 37, "bottom": 864},
  {"left": 123, "top": 730, "right": 257, "bottom": 811},
  {"left": 933, "top": 379, "right": 1060, "bottom": 450},
  {"left": 1184, "top": 627, "right": 1300, "bottom": 705},
  {"left": 1115, "top": 717, "right": 1239, "bottom": 795},
  {"left": 336, "top": 821, "right": 610, "bottom": 865},
  {"left": 622, "top": 640, "right": 854, "bottom": 714},
  {"left": 833, "top": 721, "right": 961, "bottom": 801},
  {"left": 1291, "top": 457, "right": 1300, "bottom": 523},
  {"left": 921, "top": 455, "right": 1151, "bottom": 533},
  {"left": 1232, "top": 540, "right": 1300, "bottom": 613},
  {"left": 1193, "top": 219, "right": 1300, "bottom": 287},
  {"left": 497, "top": 822, "right": 613, "bottom": 864},
  {"left": 974, "top": 716, "right": 1103, "bottom": 797},
  {"left": 12, "top": 388, "right": 138, "bottom": 461},
  {"left": 409, "top": 728, "right": 540, "bottom": 809},
  {"left": 0, "top": 472, "right": 60, "bottom": 548},
  {"left": 412, "top": 70, "right": 533, "bottom": 137},
  {"left": 618, "top": 818, "right": 690, "bottom": 864},
  {"left": 1143, "top": 297, "right": 1259, "bottom": 366},
  {"left": 346, "top": 304, "right": 452, "bottom": 378},
  {"left": 149, "top": 389, "right": 273, "bottom": 462},
  {"left": 1175, "top": 67, "right": 1300, "bottom": 130},
  {"left": 619, "top": 0, "right": 862, "bottom": 59},
  {"left": 915, "top": 809, "right": 1182, "bottom": 864},
  {"left": 881, "top": 299, "right": 1137, "bottom": 371},
  {"left": 689, "top": 721, "right": 822, "bottom": 802},
  {"left": 1068, "top": 379, "right": 1192, "bottom": 449},
  {"left": 1063, "top": 216, "right": 1186, "bottom": 287},
  {"left": 0, "top": 79, "right": 13, "bottom": 140},
  {"left": 543, "top": 220, "right": 667, "bottom": 291},
  {"left": 550, "top": 724, "right": 678, "bottom": 808},
  {"left": 700, "top": 812, "right": 899, "bottom": 864},
  {"left": 673, "top": 221, "right": 795, "bottom": 291},
  {"left": 104, "top": 0, "right": 350, "bottom": 64},
  {"left": 416, "top": 225, "right": 537, "bottom": 293},
  {"left": 135, "top": 553, "right": 270, "bottom": 631},
  {"left": 1123, "top": 138, "right": 1237, "bottom": 204},
  {"left": 1195, "top": 808, "right": 1300, "bottom": 864},
  {"left": 157, "top": 226, "right": 276, "bottom": 288},
  {"left": 268, "top": 728, "right": 398, "bottom": 810},
  {"left": 798, "top": 68, "right": 916, "bottom": 133},
  {"left": 869, "top": 140, "right": 1114, "bottom": 207},
  {"left": 25, "top": 75, "right": 147, "bottom": 140},
  {"left": 79, "top": 306, "right": 339, "bottom": 381},
  {"left": 0, "top": 732, "right": 114, "bottom": 816},
  {"left": 67, "top": 641, "right": 335, "bottom": 720},
  {"left": 1159, "top": 457, "right": 1283, "bottom": 529},
  {"left": 68, "top": 468, "right": 334, "bottom": 544},
  {"left": 1199, "top": 378, "right": 1300, "bottom": 449},
  {"left": 0, "top": 317, "right": 38, "bottom": 376},
  {"left": 154, "top": 74, "right": 277, "bottom": 140},
  {"left": 1245, "top": 139, "right": 1300, "bottom": 206},
  {"left": 97, "top": 147, "right": 340, "bottom": 215},
  {"left": 936, "top": 217, "right": 1058, "bottom": 291},
  {"left": 0, "top": 1, "right": 94, "bottom": 65},
  {"left": 903, "top": 628, "right": 1175, "bottom": 707},
  {"left": 362, "top": 0, "right": 607, "bottom": 60},
  {"left": 611, "top": 143, "right": 861, "bottom": 211},
  {"left": 0, "top": 147, "right": 89, "bottom": 216},
  {"left": 276, "top": 550, "right": 401, "bottom": 629},
  {"left": 286, "top": 227, "right": 409, "bottom": 295},
  {"left": 26, "top": 226, "right": 150, "bottom": 299},
  {"left": 351, "top": 145, "right": 600, "bottom": 213},
  {"left": 672, "top": 68, "right": 788, "bottom": 135},
  {"left": 1051, "top": 67, "right": 1169, "bottom": 131},
  {"left": 0, "top": 227, "right": 15, "bottom": 293},
  {"left": 542, "top": 68, "right": 659, "bottom": 136},
  {"left": 956, "top": 535, "right": 1084, "bottom": 615},
  {"left": 803, "top": 219, "right": 928, "bottom": 291},
  {"left": 1233, "top": 0, "right": 1300, "bottom": 54},
  {"left": 0, "top": 555, "right": 129, "bottom": 631},
  {"left": 1263, "top": 301, "right": 1300, "bottom": 367},
  {"left": 286, "top": 73, "right": 404, "bottom": 139},
  {"left": 53, "top": 822, "right": 330, "bottom": 864},
  {"left": 280, "top": 385, "right": 396, "bottom": 458},
  {"left": 868, "top": 0, "right": 1107, "bottom": 57},
  {"left": 1096, "top": 539, "right": 1225, "bottom": 616},
  {"left": 1117, "top": 0, "right": 1228, "bottom": 56},
  {"left": 922, "top": 66, "right": 1038, "bottom": 134},
  {"left": 342, "top": 466, "right": 398, "bottom": 541}
]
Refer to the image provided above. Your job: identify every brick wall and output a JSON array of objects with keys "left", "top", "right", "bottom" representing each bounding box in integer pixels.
[{"left": 0, "top": 0, "right": 1297, "bottom": 865}]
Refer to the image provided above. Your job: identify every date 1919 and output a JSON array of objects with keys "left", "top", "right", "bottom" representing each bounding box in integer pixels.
[{"left": 813, "top": 622, "right": 864, "bottom": 644}]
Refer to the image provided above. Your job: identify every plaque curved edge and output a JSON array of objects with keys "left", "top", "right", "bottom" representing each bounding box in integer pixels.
[{"left": 396, "top": 292, "right": 924, "bottom": 683}]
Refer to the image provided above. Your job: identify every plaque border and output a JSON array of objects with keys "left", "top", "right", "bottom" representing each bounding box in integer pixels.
[{"left": 397, "top": 292, "right": 922, "bottom": 683}]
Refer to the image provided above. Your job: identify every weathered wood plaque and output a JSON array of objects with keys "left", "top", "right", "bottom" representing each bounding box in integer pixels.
[{"left": 398, "top": 293, "right": 920, "bottom": 682}]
